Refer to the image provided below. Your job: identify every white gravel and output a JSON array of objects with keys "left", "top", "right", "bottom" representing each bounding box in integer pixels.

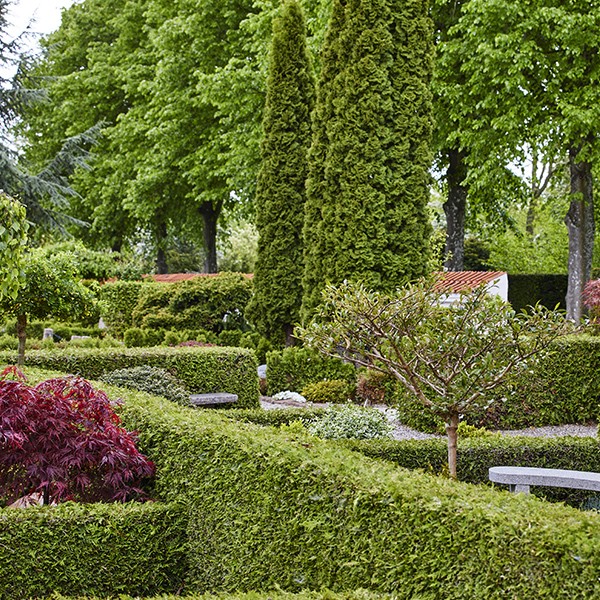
[{"left": 259, "top": 398, "right": 597, "bottom": 440}]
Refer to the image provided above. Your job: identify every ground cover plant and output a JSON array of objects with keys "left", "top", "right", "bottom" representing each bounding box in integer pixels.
[
  {"left": 298, "top": 277, "right": 569, "bottom": 477},
  {"left": 0, "top": 367, "right": 154, "bottom": 505}
]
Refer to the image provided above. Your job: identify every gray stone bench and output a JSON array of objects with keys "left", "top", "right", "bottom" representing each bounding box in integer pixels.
[
  {"left": 489, "top": 466, "right": 600, "bottom": 494},
  {"left": 189, "top": 392, "right": 238, "bottom": 407}
]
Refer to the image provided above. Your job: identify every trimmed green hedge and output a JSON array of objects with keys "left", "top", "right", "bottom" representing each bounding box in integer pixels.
[
  {"left": 225, "top": 407, "right": 327, "bottom": 427},
  {"left": 508, "top": 274, "right": 568, "bottom": 312},
  {"left": 342, "top": 435, "right": 600, "bottom": 505},
  {"left": 53, "top": 590, "right": 391, "bottom": 600},
  {"left": 0, "top": 501, "right": 186, "bottom": 599},
  {"left": 266, "top": 347, "right": 356, "bottom": 395},
  {"left": 99, "top": 280, "right": 145, "bottom": 334},
  {"left": 0, "top": 346, "right": 260, "bottom": 408},
  {"left": 118, "top": 390, "right": 600, "bottom": 598},
  {"left": 393, "top": 335, "right": 600, "bottom": 432}
]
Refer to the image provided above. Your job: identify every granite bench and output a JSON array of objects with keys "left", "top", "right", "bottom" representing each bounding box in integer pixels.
[
  {"left": 489, "top": 466, "right": 600, "bottom": 494},
  {"left": 189, "top": 392, "right": 238, "bottom": 407}
]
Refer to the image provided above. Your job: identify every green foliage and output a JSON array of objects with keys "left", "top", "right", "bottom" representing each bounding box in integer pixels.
[
  {"left": 342, "top": 435, "right": 600, "bottom": 506},
  {"left": 301, "top": 0, "right": 433, "bottom": 318},
  {"left": 100, "top": 366, "right": 191, "bottom": 405},
  {"left": 390, "top": 335, "right": 600, "bottom": 432},
  {"left": 131, "top": 274, "right": 253, "bottom": 333},
  {"left": 118, "top": 389, "right": 600, "bottom": 597},
  {"left": 98, "top": 280, "right": 145, "bottom": 334},
  {"left": 224, "top": 407, "right": 327, "bottom": 427},
  {"left": 123, "top": 327, "right": 147, "bottom": 348},
  {"left": 37, "top": 241, "right": 121, "bottom": 281},
  {"left": 218, "top": 221, "right": 259, "bottom": 273},
  {"left": 302, "top": 379, "right": 355, "bottom": 404},
  {"left": 0, "top": 346, "right": 259, "bottom": 408},
  {"left": 246, "top": 0, "right": 315, "bottom": 345},
  {"left": 508, "top": 274, "right": 568, "bottom": 312},
  {"left": 0, "top": 194, "right": 28, "bottom": 301},
  {"left": 0, "top": 501, "right": 186, "bottom": 599},
  {"left": 307, "top": 404, "right": 393, "bottom": 440},
  {"left": 266, "top": 346, "right": 356, "bottom": 395},
  {"left": 219, "top": 329, "right": 244, "bottom": 347}
]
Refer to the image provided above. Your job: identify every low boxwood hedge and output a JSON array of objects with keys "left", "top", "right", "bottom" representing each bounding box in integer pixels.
[
  {"left": 0, "top": 501, "right": 186, "bottom": 600},
  {"left": 117, "top": 390, "right": 600, "bottom": 599},
  {"left": 0, "top": 346, "right": 260, "bottom": 408},
  {"left": 225, "top": 407, "right": 327, "bottom": 427}
]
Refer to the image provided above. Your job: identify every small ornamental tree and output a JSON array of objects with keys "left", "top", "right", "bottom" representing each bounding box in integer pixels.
[
  {"left": 298, "top": 278, "right": 569, "bottom": 478},
  {"left": 0, "top": 369, "right": 155, "bottom": 505},
  {"left": 246, "top": 0, "right": 315, "bottom": 346},
  {"left": 0, "top": 249, "right": 97, "bottom": 365},
  {"left": 0, "top": 194, "right": 29, "bottom": 301},
  {"left": 583, "top": 279, "right": 600, "bottom": 326}
]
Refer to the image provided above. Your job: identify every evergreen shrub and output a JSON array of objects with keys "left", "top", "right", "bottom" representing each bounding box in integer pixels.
[
  {"left": 0, "top": 501, "right": 186, "bottom": 599},
  {"left": 392, "top": 335, "right": 600, "bottom": 432},
  {"left": 266, "top": 347, "right": 356, "bottom": 394},
  {"left": 0, "top": 346, "right": 259, "bottom": 408},
  {"left": 302, "top": 379, "right": 356, "bottom": 404},
  {"left": 100, "top": 366, "right": 191, "bottom": 405},
  {"left": 119, "top": 391, "right": 600, "bottom": 598},
  {"left": 124, "top": 327, "right": 147, "bottom": 348}
]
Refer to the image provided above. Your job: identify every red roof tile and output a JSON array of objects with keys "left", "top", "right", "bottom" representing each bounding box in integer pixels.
[{"left": 434, "top": 271, "right": 506, "bottom": 293}]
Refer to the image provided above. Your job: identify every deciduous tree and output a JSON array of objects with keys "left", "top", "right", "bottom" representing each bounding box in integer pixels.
[{"left": 298, "top": 278, "right": 568, "bottom": 478}]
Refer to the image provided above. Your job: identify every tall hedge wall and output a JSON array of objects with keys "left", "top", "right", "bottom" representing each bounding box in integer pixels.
[
  {"left": 0, "top": 501, "right": 186, "bottom": 599},
  {"left": 508, "top": 274, "right": 568, "bottom": 312},
  {"left": 119, "top": 390, "right": 600, "bottom": 599},
  {"left": 0, "top": 346, "right": 260, "bottom": 408},
  {"left": 393, "top": 335, "right": 600, "bottom": 432}
]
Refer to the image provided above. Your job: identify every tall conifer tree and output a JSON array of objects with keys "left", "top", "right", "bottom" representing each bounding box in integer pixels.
[
  {"left": 246, "top": 0, "right": 315, "bottom": 346},
  {"left": 301, "top": 0, "right": 434, "bottom": 319}
]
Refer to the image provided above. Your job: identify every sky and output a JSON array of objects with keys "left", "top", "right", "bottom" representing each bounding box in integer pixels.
[{"left": 7, "top": 0, "right": 74, "bottom": 47}]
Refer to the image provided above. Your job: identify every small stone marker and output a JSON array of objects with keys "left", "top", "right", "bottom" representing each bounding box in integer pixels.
[
  {"left": 189, "top": 392, "right": 238, "bottom": 407},
  {"left": 43, "top": 328, "right": 54, "bottom": 340}
]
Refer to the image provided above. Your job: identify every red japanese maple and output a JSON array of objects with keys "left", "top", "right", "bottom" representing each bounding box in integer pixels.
[{"left": 0, "top": 368, "right": 155, "bottom": 505}]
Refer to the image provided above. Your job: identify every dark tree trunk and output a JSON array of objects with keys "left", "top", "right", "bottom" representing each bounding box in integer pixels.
[
  {"left": 565, "top": 144, "right": 594, "bottom": 322},
  {"left": 443, "top": 148, "right": 468, "bottom": 271},
  {"left": 200, "top": 201, "right": 222, "bottom": 274},
  {"left": 155, "top": 221, "right": 168, "bottom": 274},
  {"left": 284, "top": 323, "right": 296, "bottom": 347},
  {"left": 16, "top": 313, "right": 27, "bottom": 367}
]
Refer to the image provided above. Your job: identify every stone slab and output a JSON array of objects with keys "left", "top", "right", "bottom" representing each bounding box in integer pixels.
[
  {"left": 189, "top": 392, "right": 238, "bottom": 407},
  {"left": 489, "top": 466, "right": 600, "bottom": 494}
]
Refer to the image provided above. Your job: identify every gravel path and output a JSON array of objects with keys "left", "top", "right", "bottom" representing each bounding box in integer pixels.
[{"left": 259, "top": 398, "right": 597, "bottom": 440}]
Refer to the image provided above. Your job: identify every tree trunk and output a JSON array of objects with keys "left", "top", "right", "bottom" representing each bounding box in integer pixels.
[
  {"left": 155, "top": 221, "right": 169, "bottom": 274},
  {"left": 200, "top": 201, "right": 222, "bottom": 274},
  {"left": 284, "top": 323, "right": 295, "bottom": 347},
  {"left": 16, "top": 313, "right": 27, "bottom": 367},
  {"left": 443, "top": 148, "right": 468, "bottom": 271},
  {"left": 565, "top": 145, "right": 594, "bottom": 321},
  {"left": 445, "top": 412, "right": 459, "bottom": 479}
]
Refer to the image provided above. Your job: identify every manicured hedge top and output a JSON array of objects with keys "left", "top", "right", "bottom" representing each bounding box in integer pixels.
[
  {"left": 119, "top": 389, "right": 600, "bottom": 599},
  {"left": 0, "top": 346, "right": 260, "bottom": 408}
]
